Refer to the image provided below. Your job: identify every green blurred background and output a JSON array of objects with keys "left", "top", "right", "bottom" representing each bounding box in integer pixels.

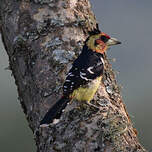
[{"left": 0, "top": 1, "right": 152, "bottom": 151}]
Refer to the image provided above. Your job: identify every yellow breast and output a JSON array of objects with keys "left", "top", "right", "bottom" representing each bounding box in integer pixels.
[{"left": 70, "top": 76, "right": 102, "bottom": 102}]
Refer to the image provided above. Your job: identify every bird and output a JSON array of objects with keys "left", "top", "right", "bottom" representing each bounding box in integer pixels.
[{"left": 40, "top": 29, "right": 121, "bottom": 127}]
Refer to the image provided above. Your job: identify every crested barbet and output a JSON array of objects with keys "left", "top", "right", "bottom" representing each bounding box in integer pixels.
[{"left": 40, "top": 29, "right": 121, "bottom": 127}]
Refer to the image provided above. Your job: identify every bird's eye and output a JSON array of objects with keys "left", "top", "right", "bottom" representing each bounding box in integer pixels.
[
  {"left": 100, "top": 36, "right": 109, "bottom": 43},
  {"left": 94, "top": 40, "right": 98, "bottom": 46}
]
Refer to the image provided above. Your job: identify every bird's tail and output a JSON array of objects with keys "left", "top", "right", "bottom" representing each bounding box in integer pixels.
[{"left": 40, "top": 96, "right": 70, "bottom": 127}]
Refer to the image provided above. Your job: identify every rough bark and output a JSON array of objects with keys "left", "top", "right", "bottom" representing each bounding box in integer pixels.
[{"left": 0, "top": 0, "right": 146, "bottom": 152}]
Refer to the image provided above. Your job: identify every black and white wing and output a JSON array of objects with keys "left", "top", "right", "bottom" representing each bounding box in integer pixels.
[{"left": 63, "top": 51, "right": 104, "bottom": 96}]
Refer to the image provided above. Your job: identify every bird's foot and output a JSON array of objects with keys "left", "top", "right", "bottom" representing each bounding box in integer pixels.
[{"left": 86, "top": 101, "right": 100, "bottom": 110}]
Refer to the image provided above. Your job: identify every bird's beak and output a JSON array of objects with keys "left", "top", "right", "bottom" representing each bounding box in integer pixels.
[{"left": 106, "top": 37, "right": 121, "bottom": 46}]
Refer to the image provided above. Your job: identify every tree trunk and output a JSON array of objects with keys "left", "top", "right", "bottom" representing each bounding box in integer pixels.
[{"left": 0, "top": 0, "right": 146, "bottom": 152}]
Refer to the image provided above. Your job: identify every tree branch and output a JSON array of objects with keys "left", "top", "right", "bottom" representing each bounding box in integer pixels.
[{"left": 0, "top": 0, "right": 146, "bottom": 151}]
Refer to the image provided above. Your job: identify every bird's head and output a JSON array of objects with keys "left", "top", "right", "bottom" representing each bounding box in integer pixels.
[{"left": 86, "top": 32, "right": 121, "bottom": 54}]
